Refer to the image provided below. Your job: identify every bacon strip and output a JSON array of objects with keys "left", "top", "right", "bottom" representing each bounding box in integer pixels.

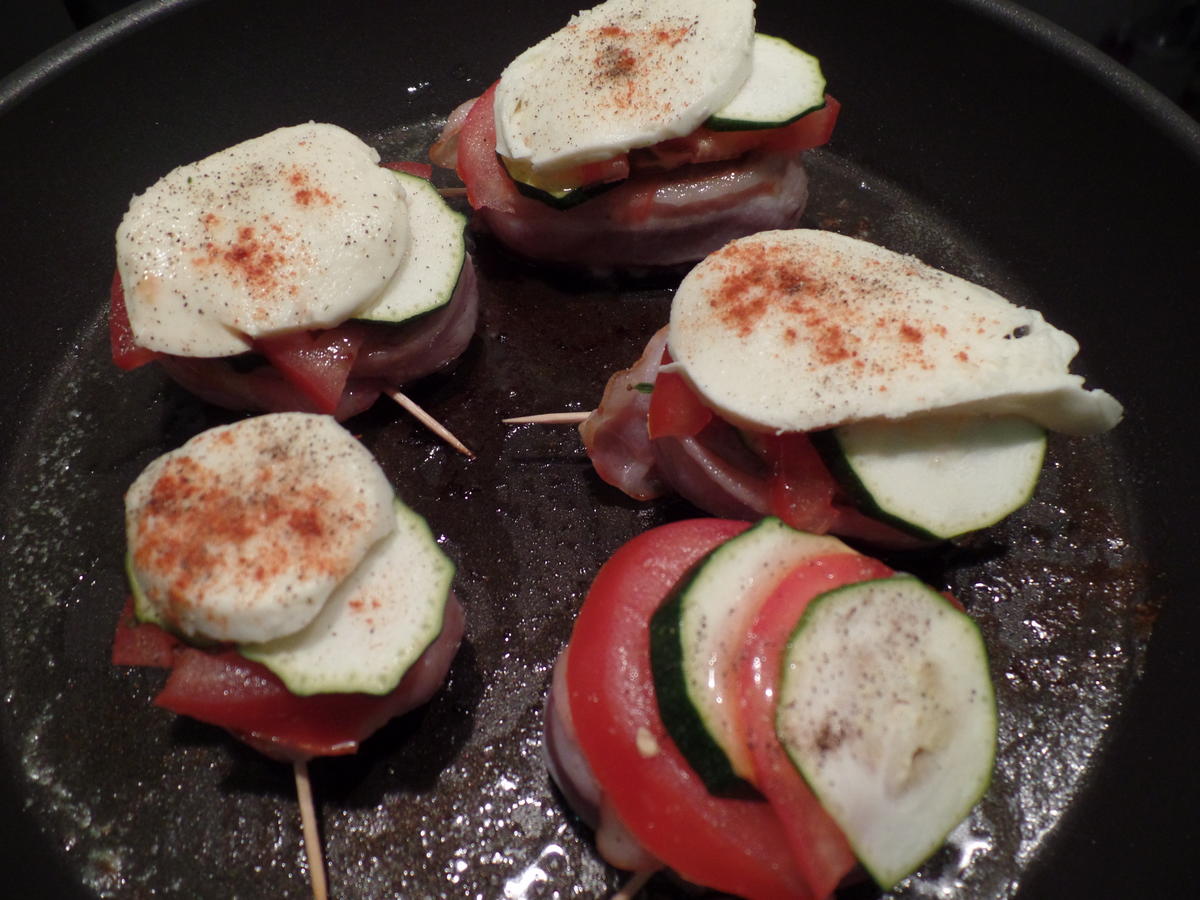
[
  {"left": 581, "top": 329, "right": 927, "bottom": 548},
  {"left": 479, "top": 152, "right": 810, "bottom": 270},
  {"left": 579, "top": 327, "right": 670, "bottom": 501}
]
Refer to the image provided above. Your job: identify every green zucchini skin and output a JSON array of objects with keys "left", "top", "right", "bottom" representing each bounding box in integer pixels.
[
  {"left": 647, "top": 518, "right": 850, "bottom": 795},
  {"left": 510, "top": 171, "right": 622, "bottom": 210},
  {"left": 811, "top": 416, "right": 1047, "bottom": 542},
  {"left": 649, "top": 581, "right": 756, "bottom": 797},
  {"left": 809, "top": 428, "right": 942, "bottom": 542},
  {"left": 706, "top": 34, "right": 827, "bottom": 132}
]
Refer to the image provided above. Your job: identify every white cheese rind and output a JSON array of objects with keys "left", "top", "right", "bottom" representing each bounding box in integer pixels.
[
  {"left": 667, "top": 229, "right": 1124, "bottom": 435},
  {"left": 124, "top": 413, "right": 396, "bottom": 644},
  {"left": 116, "top": 123, "right": 408, "bottom": 357},
  {"left": 494, "top": 0, "right": 755, "bottom": 172}
]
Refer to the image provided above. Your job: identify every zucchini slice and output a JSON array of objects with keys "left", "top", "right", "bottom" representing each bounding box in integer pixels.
[
  {"left": 128, "top": 497, "right": 454, "bottom": 696},
  {"left": 239, "top": 499, "right": 455, "bottom": 696},
  {"left": 776, "top": 576, "right": 996, "bottom": 889},
  {"left": 355, "top": 170, "right": 467, "bottom": 325},
  {"left": 707, "top": 34, "right": 826, "bottom": 131},
  {"left": 501, "top": 155, "right": 622, "bottom": 210},
  {"left": 649, "top": 518, "right": 850, "bottom": 793},
  {"left": 816, "top": 415, "right": 1047, "bottom": 540}
]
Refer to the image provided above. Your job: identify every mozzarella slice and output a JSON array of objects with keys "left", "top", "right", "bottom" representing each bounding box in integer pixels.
[
  {"left": 116, "top": 123, "right": 408, "bottom": 358},
  {"left": 493, "top": 0, "right": 755, "bottom": 173},
  {"left": 667, "top": 229, "right": 1123, "bottom": 435},
  {"left": 125, "top": 413, "right": 396, "bottom": 644}
]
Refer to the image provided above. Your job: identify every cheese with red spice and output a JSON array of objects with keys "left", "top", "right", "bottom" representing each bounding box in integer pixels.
[
  {"left": 493, "top": 0, "right": 755, "bottom": 174},
  {"left": 667, "top": 229, "right": 1123, "bottom": 434},
  {"left": 116, "top": 123, "right": 408, "bottom": 358},
  {"left": 124, "top": 413, "right": 395, "bottom": 644}
]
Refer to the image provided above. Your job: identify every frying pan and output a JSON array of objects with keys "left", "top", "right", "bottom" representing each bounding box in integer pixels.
[{"left": 1, "top": 0, "right": 1197, "bottom": 897}]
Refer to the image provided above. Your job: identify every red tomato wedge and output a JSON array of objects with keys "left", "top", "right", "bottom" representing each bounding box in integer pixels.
[
  {"left": 455, "top": 83, "right": 520, "bottom": 213},
  {"left": 738, "top": 554, "right": 895, "bottom": 898},
  {"left": 759, "top": 96, "right": 841, "bottom": 153},
  {"left": 254, "top": 326, "right": 365, "bottom": 415},
  {"left": 638, "top": 96, "right": 841, "bottom": 170},
  {"left": 762, "top": 432, "right": 840, "bottom": 534},
  {"left": 157, "top": 648, "right": 405, "bottom": 760},
  {"left": 567, "top": 518, "right": 821, "bottom": 900},
  {"left": 108, "top": 272, "right": 161, "bottom": 371},
  {"left": 639, "top": 368, "right": 922, "bottom": 546},
  {"left": 381, "top": 160, "right": 434, "bottom": 179},
  {"left": 112, "top": 596, "right": 464, "bottom": 762},
  {"left": 112, "top": 596, "right": 178, "bottom": 668},
  {"left": 646, "top": 352, "right": 712, "bottom": 440},
  {"left": 110, "top": 271, "right": 365, "bottom": 415},
  {"left": 641, "top": 361, "right": 841, "bottom": 527}
]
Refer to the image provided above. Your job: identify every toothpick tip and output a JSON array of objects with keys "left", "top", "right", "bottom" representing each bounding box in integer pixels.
[
  {"left": 502, "top": 411, "right": 592, "bottom": 425},
  {"left": 387, "top": 390, "right": 475, "bottom": 457},
  {"left": 294, "top": 759, "right": 329, "bottom": 900}
]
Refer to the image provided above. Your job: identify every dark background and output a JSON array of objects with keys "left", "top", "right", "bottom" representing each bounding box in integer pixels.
[{"left": 2, "top": 0, "right": 1199, "bottom": 119}]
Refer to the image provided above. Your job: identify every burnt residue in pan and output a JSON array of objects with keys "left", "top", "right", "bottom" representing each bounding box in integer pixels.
[{"left": 0, "top": 126, "right": 1151, "bottom": 899}]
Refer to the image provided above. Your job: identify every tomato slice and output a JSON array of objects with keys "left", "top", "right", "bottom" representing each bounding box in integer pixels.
[
  {"left": 761, "top": 432, "right": 840, "bottom": 534},
  {"left": 381, "top": 160, "right": 434, "bottom": 179},
  {"left": 111, "top": 596, "right": 179, "bottom": 668},
  {"left": 112, "top": 602, "right": 455, "bottom": 762},
  {"left": 109, "top": 271, "right": 162, "bottom": 371},
  {"left": 643, "top": 369, "right": 843, "bottom": 532},
  {"left": 635, "top": 96, "right": 841, "bottom": 171},
  {"left": 155, "top": 648, "right": 408, "bottom": 760},
  {"left": 758, "top": 96, "right": 841, "bottom": 154},
  {"left": 739, "top": 554, "right": 895, "bottom": 897},
  {"left": 567, "top": 518, "right": 820, "bottom": 899},
  {"left": 110, "top": 269, "right": 365, "bottom": 417},
  {"left": 254, "top": 325, "right": 365, "bottom": 415},
  {"left": 572, "top": 154, "right": 631, "bottom": 187},
  {"left": 455, "top": 83, "right": 520, "bottom": 213},
  {"left": 646, "top": 351, "right": 712, "bottom": 440}
]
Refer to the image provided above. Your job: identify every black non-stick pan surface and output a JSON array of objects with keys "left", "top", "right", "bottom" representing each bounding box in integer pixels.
[{"left": 1, "top": 1, "right": 1198, "bottom": 897}]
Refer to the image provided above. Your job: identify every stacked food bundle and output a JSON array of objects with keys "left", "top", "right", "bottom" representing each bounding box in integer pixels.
[
  {"left": 431, "top": 0, "right": 838, "bottom": 270},
  {"left": 96, "top": 0, "right": 1127, "bottom": 897},
  {"left": 111, "top": 122, "right": 478, "bottom": 422}
]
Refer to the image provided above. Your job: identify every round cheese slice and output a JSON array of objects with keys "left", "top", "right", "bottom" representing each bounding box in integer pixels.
[
  {"left": 493, "top": 0, "right": 755, "bottom": 173},
  {"left": 125, "top": 412, "right": 396, "bottom": 644},
  {"left": 667, "top": 229, "right": 1124, "bottom": 435},
  {"left": 116, "top": 123, "right": 408, "bottom": 358}
]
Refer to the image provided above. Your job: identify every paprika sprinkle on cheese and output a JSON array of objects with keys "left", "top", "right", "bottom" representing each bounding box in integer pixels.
[{"left": 125, "top": 413, "right": 396, "bottom": 644}]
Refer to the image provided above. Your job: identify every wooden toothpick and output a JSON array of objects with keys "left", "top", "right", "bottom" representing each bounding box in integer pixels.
[
  {"left": 502, "top": 411, "right": 592, "bottom": 425},
  {"left": 612, "top": 868, "right": 657, "bottom": 900},
  {"left": 388, "top": 389, "right": 475, "bottom": 458},
  {"left": 294, "top": 760, "right": 329, "bottom": 900},
  {"left": 437, "top": 186, "right": 468, "bottom": 198}
]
